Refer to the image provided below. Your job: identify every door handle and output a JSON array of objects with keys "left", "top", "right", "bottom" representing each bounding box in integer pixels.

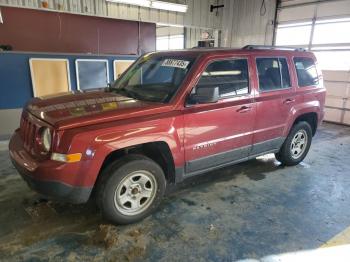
[
  {"left": 283, "top": 98, "right": 295, "bottom": 104},
  {"left": 237, "top": 105, "right": 251, "bottom": 113}
]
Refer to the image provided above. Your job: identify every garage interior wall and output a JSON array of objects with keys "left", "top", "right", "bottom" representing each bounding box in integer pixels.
[
  {"left": 0, "top": 6, "right": 156, "bottom": 54},
  {"left": 0, "top": 0, "right": 222, "bottom": 29},
  {"left": 179, "top": 0, "right": 277, "bottom": 48},
  {"left": 276, "top": 0, "right": 350, "bottom": 125},
  {"left": 0, "top": 5, "right": 152, "bottom": 139},
  {"left": 0, "top": 53, "right": 137, "bottom": 139},
  {"left": 221, "top": 0, "right": 277, "bottom": 47},
  {"left": 0, "top": 0, "right": 280, "bottom": 138},
  {"left": 0, "top": 0, "right": 277, "bottom": 48}
]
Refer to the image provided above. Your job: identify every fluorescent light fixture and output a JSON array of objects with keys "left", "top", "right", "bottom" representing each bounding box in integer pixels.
[
  {"left": 106, "top": 0, "right": 187, "bottom": 13},
  {"left": 312, "top": 45, "right": 350, "bottom": 51},
  {"left": 107, "top": 0, "right": 151, "bottom": 8},
  {"left": 151, "top": 1, "right": 187, "bottom": 12},
  {"left": 316, "top": 17, "right": 350, "bottom": 24},
  {"left": 278, "top": 21, "right": 312, "bottom": 28},
  {"left": 157, "top": 23, "right": 184, "bottom": 28}
]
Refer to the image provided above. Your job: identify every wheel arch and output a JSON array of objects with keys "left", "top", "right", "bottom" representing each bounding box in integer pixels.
[
  {"left": 97, "top": 141, "right": 176, "bottom": 186},
  {"left": 291, "top": 112, "right": 318, "bottom": 136}
]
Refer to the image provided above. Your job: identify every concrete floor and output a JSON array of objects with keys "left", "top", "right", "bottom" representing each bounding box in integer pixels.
[{"left": 0, "top": 122, "right": 350, "bottom": 261}]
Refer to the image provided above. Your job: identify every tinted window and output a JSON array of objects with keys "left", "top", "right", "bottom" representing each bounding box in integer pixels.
[
  {"left": 293, "top": 57, "right": 319, "bottom": 87},
  {"left": 257, "top": 58, "right": 291, "bottom": 91},
  {"left": 196, "top": 59, "right": 249, "bottom": 98}
]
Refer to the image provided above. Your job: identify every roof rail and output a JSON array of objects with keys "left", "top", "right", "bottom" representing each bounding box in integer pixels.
[{"left": 242, "top": 45, "right": 306, "bottom": 52}]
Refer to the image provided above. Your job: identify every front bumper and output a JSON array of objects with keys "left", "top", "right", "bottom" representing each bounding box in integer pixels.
[{"left": 9, "top": 131, "right": 92, "bottom": 203}]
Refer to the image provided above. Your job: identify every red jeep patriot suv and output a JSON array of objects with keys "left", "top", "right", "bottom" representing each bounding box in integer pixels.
[{"left": 9, "top": 46, "right": 326, "bottom": 224}]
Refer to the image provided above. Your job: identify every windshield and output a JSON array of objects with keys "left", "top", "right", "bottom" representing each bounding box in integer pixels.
[{"left": 112, "top": 53, "right": 196, "bottom": 103}]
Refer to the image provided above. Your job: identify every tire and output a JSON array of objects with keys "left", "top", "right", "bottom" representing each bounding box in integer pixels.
[
  {"left": 96, "top": 154, "right": 166, "bottom": 225},
  {"left": 275, "top": 121, "right": 312, "bottom": 166}
]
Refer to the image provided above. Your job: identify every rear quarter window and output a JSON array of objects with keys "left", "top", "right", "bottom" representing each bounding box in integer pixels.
[{"left": 293, "top": 57, "right": 319, "bottom": 87}]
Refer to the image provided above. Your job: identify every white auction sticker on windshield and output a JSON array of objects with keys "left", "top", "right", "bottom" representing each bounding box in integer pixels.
[{"left": 162, "top": 59, "right": 190, "bottom": 69}]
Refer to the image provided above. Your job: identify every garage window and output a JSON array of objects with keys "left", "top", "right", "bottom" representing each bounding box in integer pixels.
[
  {"left": 293, "top": 57, "right": 319, "bottom": 87},
  {"left": 156, "top": 35, "right": 184, "bottom": 51},
  {"left": 276, "top": 17, "right": 350, "bottom": 71},
  {"left": 314, "top": 51, "right": 350, "bottom": 71},
  {"left": 313, "top": 19, "right": 350, "bottom": 45},
  {"left": 276, "top": 22, "right": 312, "bottom": 46},
  {"left": 256, "top": 58, "right": 291, "bottom": 91},
  {"left": 196, "top": 59, "right": 249, "bottom": 98}
]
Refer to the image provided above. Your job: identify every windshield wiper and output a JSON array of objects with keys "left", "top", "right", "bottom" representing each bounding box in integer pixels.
[
  {"left": 109, "top": 87, "right": 137, "bottom": 99},
  {"left": 108, "top": 86, "right": 159, "bottom": 102}
]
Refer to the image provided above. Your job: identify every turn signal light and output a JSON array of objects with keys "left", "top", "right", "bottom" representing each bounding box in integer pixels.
[{"left": 51, "top": 153, "right": 82, "bottom": 163}]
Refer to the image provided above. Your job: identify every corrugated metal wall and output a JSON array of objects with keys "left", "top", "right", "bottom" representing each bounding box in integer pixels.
[
  {"left": 221, "top": 0, "right": 276, "bottom": 47},
  {"left": 183, "top": 0, "right": 276, "bottom": 48},
  {"left": 0, "top": 0, "right": 222, "bottom": 29},
  {"left": 0, "top": 0, "right": 278, "bottom": 47}
]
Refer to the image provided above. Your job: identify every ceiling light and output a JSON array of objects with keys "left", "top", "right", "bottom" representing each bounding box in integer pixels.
[
  {"left": 107, "top": 0, "right": 151, "bottom": 8},
  {"left": 106, "top": 0, "right": 187, "bottom": 13},
  {"left": 151, "top": 1, "right": 187, "bottom": 13}
]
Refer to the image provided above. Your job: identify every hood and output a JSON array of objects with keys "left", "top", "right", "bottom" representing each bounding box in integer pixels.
[{"left": 26, "top": 90, "right": 172, "bottom": 130}]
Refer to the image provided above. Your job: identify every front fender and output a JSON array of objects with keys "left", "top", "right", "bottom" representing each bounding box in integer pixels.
[{"left": 64, "top": 117, "right": 184, "bottom": 187}]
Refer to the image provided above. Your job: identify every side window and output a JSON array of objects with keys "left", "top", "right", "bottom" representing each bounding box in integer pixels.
[
  {"left": 293, "top": 57, "right": 319, "bottom": 87},
  {"left": 195, "top": 59, "right": 249, "bottom": 98},
  {"left": 256, "top": 57, "right": 291, "bottom": 91}
]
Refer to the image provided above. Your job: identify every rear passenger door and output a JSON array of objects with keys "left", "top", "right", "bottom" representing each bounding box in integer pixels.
[
  {"left": 184, "top": 57, "right": 256, "bottom": 174},
  {"left": 251, "top": 57, "right": 295, "bottom": 156}
]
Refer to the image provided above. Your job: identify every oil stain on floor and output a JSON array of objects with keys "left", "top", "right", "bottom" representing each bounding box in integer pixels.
[
  {"left": 246, "top": 173, "right": 266, "bottom": 181},
  {"left": 0, "top": 123, "right": 350, "bottom": 261}
]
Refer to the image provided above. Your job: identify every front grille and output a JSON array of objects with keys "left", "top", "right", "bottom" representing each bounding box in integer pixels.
[{"left": 20, "top": 116, "right": 39, "bottom": 153}]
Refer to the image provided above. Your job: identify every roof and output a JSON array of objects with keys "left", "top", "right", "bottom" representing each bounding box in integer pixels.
[{"left": 153, "top": 45, "right": 312, "bottom": 57}]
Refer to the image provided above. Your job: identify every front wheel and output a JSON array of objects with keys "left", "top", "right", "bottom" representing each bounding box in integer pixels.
[
  {"left": 96, "top": 155, "right": 166, "bottom": 225},
  {"left": 275, "top": 121, "right": 312, "bottom": 166}
]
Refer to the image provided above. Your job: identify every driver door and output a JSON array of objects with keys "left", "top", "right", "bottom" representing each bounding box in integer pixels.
[{"left": 183, "top": 57, "right": 256, "bottom": 175}]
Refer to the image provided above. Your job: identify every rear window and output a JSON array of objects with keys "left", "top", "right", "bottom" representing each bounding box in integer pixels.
[
  {"left": 293, "top": 57, "right": 319, "bottom": 87},
  {"left": 256, "top": 57, "right": 291, "bottom": 91}
]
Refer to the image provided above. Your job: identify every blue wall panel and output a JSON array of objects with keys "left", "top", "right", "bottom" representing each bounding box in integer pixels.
[{"left": 0, "top": 52, "right": 137, "bottom": 109}]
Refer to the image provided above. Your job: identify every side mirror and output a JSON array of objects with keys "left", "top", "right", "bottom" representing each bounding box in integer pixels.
[
  {"left": 105, "top": 82, "right": 112, "bottom": 92},
  {"left": 189, "top": 86, "right": 220, "bottom": 104}
]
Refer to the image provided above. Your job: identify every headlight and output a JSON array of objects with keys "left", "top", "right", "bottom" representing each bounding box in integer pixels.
[{"left": 41, "top": 128, "right": 52, "bottom": 152}]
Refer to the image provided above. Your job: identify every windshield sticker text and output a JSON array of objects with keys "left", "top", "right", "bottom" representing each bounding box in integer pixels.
[{"left": 162, "top": 59, "right": 190, "bottom": 69}]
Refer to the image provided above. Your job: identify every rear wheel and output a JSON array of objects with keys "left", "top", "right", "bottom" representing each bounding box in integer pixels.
[
  {"left": 96, "top": 154, "right": 166, "bottom": 225},
  {"left": 275, "top": 121, "right": 312, "bottom": 166}
]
